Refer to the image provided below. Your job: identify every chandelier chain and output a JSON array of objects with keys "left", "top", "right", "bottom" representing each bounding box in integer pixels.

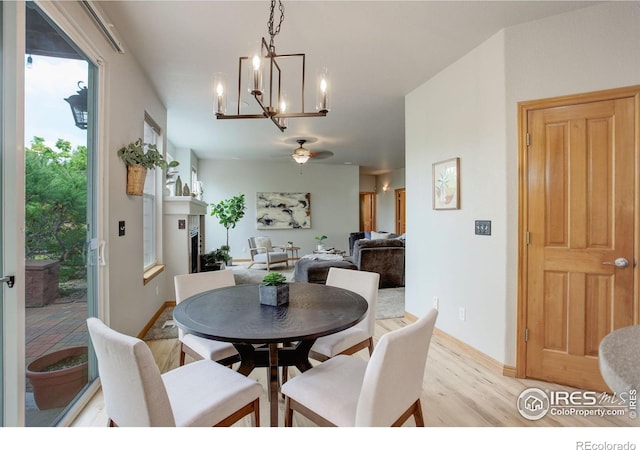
[{"left": 267, "top": 0, "right": 285, "bottom": 52}]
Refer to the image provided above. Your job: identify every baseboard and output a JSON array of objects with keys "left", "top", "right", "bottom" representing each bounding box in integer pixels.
[
  {"left": 137, "top": 300, "right": 176, "bottom": 339},
  {"left": 432, "top": 326, "right": 512, "bottom": 377}
]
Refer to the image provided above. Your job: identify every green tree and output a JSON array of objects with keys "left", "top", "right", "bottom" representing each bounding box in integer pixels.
[
  {"left": 25, "top": 137, "right": 87, "bottom": 280},
  {"left": 210, "top": 193, "right": 246, "bottom": 250}
]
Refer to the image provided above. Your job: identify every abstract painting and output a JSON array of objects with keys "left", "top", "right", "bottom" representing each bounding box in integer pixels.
[{"left": 256, "top": 192, "right": 311, "bottom": 229}]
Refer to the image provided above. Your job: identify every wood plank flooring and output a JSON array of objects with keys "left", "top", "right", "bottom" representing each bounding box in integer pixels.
[{"left": 72, "top": 315, "right": 636, "bottom": 428}]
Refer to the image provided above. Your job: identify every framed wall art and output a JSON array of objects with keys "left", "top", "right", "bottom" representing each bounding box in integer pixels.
[
  {"left": 432, "top": 157, "right": 460, "bottom": 210},
  {"left": 256, "top": 192, "right": 311, "bottom": 229}
]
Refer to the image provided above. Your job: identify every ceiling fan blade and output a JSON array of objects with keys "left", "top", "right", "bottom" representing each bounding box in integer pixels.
[{"left": 309, "top": 150, "right": 334, "bottom": 160}]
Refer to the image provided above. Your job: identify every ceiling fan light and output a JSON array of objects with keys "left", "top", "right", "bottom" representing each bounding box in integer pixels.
[{"left": 292, "top": 153, "right": 310, "bottom": 164}]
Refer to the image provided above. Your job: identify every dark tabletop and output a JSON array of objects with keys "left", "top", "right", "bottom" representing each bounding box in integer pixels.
[{"left": 173, "top": 283, "right": 368, "bottom": 344}]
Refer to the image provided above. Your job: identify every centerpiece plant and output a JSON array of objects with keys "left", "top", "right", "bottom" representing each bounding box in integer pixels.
[{"left": 259, "top": 272, "right": 289, "bottom": 306}]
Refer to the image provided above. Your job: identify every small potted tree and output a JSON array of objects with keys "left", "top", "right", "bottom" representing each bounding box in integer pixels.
[
  {"left": 117, "top": 138, "right": 179, "bottom": 196},
  {"left": 210, "top": 193, "right": 246, "bottom": 264},
  {"left": 259, "top": 272, "right": 289, "bottom": 306}
]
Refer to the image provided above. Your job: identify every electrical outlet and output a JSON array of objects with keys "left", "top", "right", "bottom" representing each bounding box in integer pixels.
[
  {"left": 433, "top": 297, "right": 439, "bottom": 310},
  {"left": 459, "top": 307, "right": 466, "bottom": 321}
]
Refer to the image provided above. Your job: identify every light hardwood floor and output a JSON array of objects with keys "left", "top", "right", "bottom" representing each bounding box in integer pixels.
[{"left": 72, "top": 314, "right": 636, "bottom": 428}]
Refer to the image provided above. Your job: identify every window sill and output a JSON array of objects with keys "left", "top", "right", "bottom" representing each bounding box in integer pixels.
[{"left": 143, "top": 264, "right": 165, "bottom": 285}]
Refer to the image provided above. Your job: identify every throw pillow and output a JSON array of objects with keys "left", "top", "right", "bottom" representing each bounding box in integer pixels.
[
  {"left": 364, "top": 231, "right": 371, "bottom": 239},
  {"left": 371, "top": 231, "right": 391, "bottom": 240},
  {"left": 253, "top": 236, "right": 273, "bottom": 253}
]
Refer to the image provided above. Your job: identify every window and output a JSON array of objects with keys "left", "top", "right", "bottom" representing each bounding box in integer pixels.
[{"left": 143, "top": 116, "right": 161, "bottom": 269}]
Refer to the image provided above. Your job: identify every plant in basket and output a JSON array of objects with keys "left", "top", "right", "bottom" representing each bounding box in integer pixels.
[{"left": 117, "top": 138, "right": 179, "bottom": 196}]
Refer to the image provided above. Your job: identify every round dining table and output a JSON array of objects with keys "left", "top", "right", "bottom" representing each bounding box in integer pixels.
[{"left": 173, "top": 282, "right": 368, "bottom": 427}]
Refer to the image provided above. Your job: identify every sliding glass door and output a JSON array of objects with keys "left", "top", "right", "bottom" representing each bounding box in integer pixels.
[{"left": 1, "top": 0, "right": 102, "bottom": 426}]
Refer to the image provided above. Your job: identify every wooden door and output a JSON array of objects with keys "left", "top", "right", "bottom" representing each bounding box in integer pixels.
[
  {"left": 522, "top": 89, "right": 637, "bottom": 392},
  {"left": 360, "top": 192, "right": 376, "bottom": 231},
  {"left": 395, "top": 188, "right": 406, "bottom": 235}
]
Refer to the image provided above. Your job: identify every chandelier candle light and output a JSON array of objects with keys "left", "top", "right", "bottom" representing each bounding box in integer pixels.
[{"left": 214, "top": 0, "right": 330, "bottom": 132}]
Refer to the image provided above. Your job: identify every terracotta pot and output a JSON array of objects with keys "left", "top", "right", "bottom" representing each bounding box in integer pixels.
[{"left": 26, "top": 346, "right": 88, "bottom": 410}]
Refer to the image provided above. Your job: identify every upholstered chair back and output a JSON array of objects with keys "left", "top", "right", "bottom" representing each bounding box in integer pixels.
[
  {"left": 326, "top": 267, "right": 379, "bottom": 338},
  {"left": 355, "top": 308, "right": 438, "bottom": 426},
  {"left": 174, "top": 270, "right": 236, "bottom": 340},
  {"left": 87, "top": 317, "right": 175, "bottom": 426}
]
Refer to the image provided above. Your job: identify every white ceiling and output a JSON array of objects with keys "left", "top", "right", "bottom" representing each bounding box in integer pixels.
[{"left": 98, "top": 1, "right": 596, "bottom": 175}]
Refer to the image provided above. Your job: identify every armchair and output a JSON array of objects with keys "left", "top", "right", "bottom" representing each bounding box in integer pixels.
[{"left": 247, "top": 236, "right": 289, "bottom": 270}]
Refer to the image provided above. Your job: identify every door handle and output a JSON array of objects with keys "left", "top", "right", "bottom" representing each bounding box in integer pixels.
[
  {"left": 602, "top": 257, "right": 630, "bottom": 268},
  {"left": 0, "top": 275, "right": 15, "bottom": 288}
]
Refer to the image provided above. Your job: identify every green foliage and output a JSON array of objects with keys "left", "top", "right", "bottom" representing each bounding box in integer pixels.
[
  {"left": 210, "top": 193, "right": 247, "bottom": 248},
  {"left": 202, "top": 248, "right": 230, "bottom": 265},
  {"left": 315, "top": 235, "right": 328, "bottom": 243},
  {"left": 117, "top": 138, "right": 179, "bottom": 170},
  {"left": 25, "top": 137, "right": 87, "bottom": 281},
  {"left": 262, "top": 272, "right": 287, "bottom": 286}
]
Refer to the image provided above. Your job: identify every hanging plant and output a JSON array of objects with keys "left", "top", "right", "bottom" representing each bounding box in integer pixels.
[{"left": 117, "top": 138, "right": 179, "bottom": 195}]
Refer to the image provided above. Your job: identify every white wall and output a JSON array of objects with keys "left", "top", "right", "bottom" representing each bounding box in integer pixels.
[
  {"left": 405, "top": 1, "right": 640, "bottom": 366},
  {"left": 406, "top": 31, "right": 508, "bottom": 363},
  {"left": 52, "top": 2, "right": 172, "bottom": 337},
  {"left": 198, "top": 160, "right": 360, "bottom": 259},
  {"left": 376, "top": 169, "right": 405, "bottom": 233}
]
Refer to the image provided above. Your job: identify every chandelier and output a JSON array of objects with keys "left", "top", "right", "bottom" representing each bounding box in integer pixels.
[{"left": 213, "top": 0, "right": 330, "bottom": 132}]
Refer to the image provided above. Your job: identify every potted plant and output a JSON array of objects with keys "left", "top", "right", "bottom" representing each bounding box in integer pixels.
[
  {"left": 315, "top": 234, "right": 328, "bottom": 251},
  {"left": 259, "top": 272, "right": 289, "bottom": 306},
  {"left": 200, "top": 248, "right": 227, "bottom": 271},
  {"left": 26, "top": 346, "right": 88, "bottom": 410},
  {"left": 117, "top": 138, "right": 179, "bottom": 196},
  {"left": 210, "top": 193, "right": 247, "bottom": 263}
]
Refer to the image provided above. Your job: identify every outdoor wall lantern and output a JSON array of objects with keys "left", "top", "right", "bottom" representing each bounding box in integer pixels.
[{"left": 64, "top": 81, "right": 88, "bottom": 130}]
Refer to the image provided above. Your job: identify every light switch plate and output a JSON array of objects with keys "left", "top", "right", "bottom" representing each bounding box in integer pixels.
[
  {"left": 475, "top": 220, "right": 491, "bottom": 236},
  {"left": 118, "top": 220, "right": 125, "bottom": 237}
]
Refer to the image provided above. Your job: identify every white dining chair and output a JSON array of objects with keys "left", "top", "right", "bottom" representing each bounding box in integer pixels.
[
  {"left": 310, "top": 267, "right": 380, "bottom": 361},
  {"left": 282, "top": 308, "right": 438, "bottom": 427},
  {"left": 282, "top": 267, "right": 379, "bottom": 384},
  {"left": 87, "top": 317, "right": 263, "bottom": 427},
  {"left": 174, "top": 270, "right": 240, "bottom": 366}
]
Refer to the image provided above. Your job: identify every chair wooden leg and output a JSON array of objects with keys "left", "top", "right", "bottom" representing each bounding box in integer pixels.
[
  {"left": 179, "top": 343, "right": 186, "bottom": 366},
  {"left": 413, "top": 399, "right": 425, "bottom": 427},
  {"left": 367, "top": 337, "right": 374, "bottom": 356},
  {"left": 252, "top": 399, "right": 260, "bottom": 427},
  {"left": 284, "top": 396, "right": 294, "bottom": 427}
]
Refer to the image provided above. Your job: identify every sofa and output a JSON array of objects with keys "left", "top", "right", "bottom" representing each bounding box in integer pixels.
[{"left": 346, "top": 236, "right": 405, "bottom": 288}]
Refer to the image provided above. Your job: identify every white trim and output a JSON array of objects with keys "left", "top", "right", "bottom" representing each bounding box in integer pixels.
[{"left": 2, "top": 0, "right": 27, "bottom": 427}]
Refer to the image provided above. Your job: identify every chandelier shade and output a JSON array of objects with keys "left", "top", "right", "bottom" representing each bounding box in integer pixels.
[{"left": 214, "top": 1, "right": 330, "bottom": 132}]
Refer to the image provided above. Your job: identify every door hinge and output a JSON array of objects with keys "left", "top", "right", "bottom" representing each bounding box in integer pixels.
[
  {"left": 525, "top": 328, "right": 529, "bottom": 342},
  {"left": 526, "top": 231, "right": 531, "bottom": 245},
  {"left": 526, "top": 133, "right": 531, "bottom": 147}
]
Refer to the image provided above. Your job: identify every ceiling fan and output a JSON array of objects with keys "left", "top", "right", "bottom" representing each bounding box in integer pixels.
[{"left": 290, "top": 139, "right": 334, "bottom": 165}]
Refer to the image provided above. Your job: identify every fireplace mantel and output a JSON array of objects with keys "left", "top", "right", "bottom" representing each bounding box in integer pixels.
[{"left": 163, "top": 197, "right": 207, "bottom": 216}]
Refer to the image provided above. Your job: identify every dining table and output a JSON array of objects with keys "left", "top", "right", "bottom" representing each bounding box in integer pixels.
[{"left": 172, "top": 282, "right": 368, "bottom": 427}]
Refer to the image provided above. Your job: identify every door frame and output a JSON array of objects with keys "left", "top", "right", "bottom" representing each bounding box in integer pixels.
[{"left": 516, "top": 85, "right": 640, "bottom": 379}]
